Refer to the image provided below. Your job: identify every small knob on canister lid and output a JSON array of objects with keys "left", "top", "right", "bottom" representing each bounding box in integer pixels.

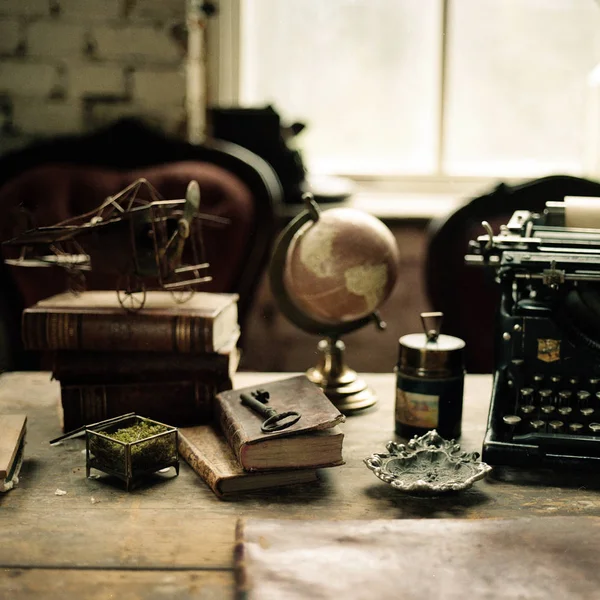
[{"left": 421, "top": 311, "right": 444, "bottom": 342}]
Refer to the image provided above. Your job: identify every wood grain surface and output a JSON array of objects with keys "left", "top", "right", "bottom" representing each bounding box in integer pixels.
[{"left": 1, "top": 371, "right": 600, "bottom": 598}]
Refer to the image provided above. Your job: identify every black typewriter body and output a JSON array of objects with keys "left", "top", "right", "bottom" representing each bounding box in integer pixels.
[{"left": 467, "top": 202, "right": 600, "bottom": 470}]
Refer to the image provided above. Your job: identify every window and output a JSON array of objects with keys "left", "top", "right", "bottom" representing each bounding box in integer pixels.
[{"left": 209, "top": 0, "right": 600, "bottom": 187}]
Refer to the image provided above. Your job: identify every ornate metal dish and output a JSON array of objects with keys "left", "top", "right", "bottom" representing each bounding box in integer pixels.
[{"left": 364, "top": 430, "right": 491, "bottom": 494}]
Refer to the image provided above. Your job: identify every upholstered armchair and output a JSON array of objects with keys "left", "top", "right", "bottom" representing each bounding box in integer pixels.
[{"left": 0, "top": 119, "right": 283, "bottom": 371}]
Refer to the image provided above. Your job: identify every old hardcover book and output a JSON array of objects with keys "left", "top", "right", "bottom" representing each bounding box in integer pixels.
[
  {"left": 235, "top": 517, "right": 600, "bottom": 600},
  {"left": 52, "top": 329, "right": 241, "bottom": 383},
  {"left": 215, "top": 375, "right": 345, "bottom": 471},
  {"left": 60, "top": 376, "right": 231, "bottom": 431},
  {"left": 178, "top": 425, "right": 319, "bottom": 497},
  {"left": 0, "top": 414, "right": 27, "bottom": 492},
  {"left": 22, "top": 290, "right": 239, "bottom": 353}
]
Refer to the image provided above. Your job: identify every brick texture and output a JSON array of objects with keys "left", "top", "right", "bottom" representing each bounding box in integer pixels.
[
  {"left": 0, "top": 20, "right": 20, "bottom": 55},
  {"left": 57, "top": 0, "right": 122, "bottom": 21},
  {"left": 128, "top": 0, "right": 186, "bottom": 21},
  {"left": 0, "top": 0, "right": 49, "bottom": 18},
  {"left": 131, "top": 68, "right": 185, "bottom": 107},
  {"left": 12, "top": 98, "right": 83, "bottom": 135},
  {"left": 67, "top": 62, "right": 126, "bottom": 98},
  {"left": 92, "top": 25, "right": 182, "bottom": 64},
  {"left": 0, "top": 0, "right": 193, "bottom": 156},
  {"left": 0, "top": 61, "right": 57, "bottom": 95},
  {"left": 28, "top": 21, "right": 87, "bottom": 59}
]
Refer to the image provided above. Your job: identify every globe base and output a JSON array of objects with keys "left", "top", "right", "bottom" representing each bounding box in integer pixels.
[{"left": 306, "top": 338, "right": 377, "bottom": 414}]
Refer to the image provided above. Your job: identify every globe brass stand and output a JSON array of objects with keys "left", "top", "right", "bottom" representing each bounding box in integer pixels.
[
  {"left": 269, "top": 194, "right": 397, "bottom": 415},
  {"left": 305, "top": 337, "right": 378, "bottom": 413}
]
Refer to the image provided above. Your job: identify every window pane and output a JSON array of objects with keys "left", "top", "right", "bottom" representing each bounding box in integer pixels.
[
  {"left": 240, "top": 0, "right": 442, "bottom": 176},
  {"left": 444, "top": 0, "right": 600, "bottom": 177}
]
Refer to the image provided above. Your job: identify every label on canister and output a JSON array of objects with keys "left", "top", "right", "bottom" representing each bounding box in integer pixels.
[
  {"left": 396, "top": 388, "right": 439, "bottom": 428},
  {"left": 395, "top": 372, "right": 464, "bottom": 439}
]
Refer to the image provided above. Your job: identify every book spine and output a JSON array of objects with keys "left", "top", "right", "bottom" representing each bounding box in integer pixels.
[
  {"left": 22, "top": 311, "right": 219, "bottom": 353},
  {"left": 51, "top": 350, "right": 236, "bottom": 380},
  {"left": 60, "top": 379, "right": 227, "bottom": 432},
  {"left": 177, "top": 433, "right": 222, "bottom": 497},
  {"left": 215, "top": 394, "right": 248, "bottom": 468}
]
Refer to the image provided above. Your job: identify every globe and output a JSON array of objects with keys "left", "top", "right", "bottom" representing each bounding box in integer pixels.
[
  {"left": 283, "top": 207, "right": 400, "bottom": 325},
  {"left": 270, "top": 195, "right": 401, "bottom": 414}
]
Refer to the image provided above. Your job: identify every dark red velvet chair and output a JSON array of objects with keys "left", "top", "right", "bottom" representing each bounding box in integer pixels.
[
  {"left": 425, "top": 175, "right": 600, "bottom": 374},
  {"left": 0, "top": 119, "right": 282, "bottom": 371}
]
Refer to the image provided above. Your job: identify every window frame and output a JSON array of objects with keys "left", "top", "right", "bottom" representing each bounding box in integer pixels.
[{"left": 205, "top": 0, "right": 539, "bottom": 200}]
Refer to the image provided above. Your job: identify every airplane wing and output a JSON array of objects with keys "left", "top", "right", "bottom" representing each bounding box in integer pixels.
[
  {"left": 2, "top": 225, "right": 88, "bottom": 247},
  {"left": 5, "top": 253, "right": 91, "bottom": 269}
]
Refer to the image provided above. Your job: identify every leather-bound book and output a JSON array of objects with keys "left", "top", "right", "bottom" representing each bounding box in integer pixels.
[
  {"left": 215, "top": 375, "right": 345, "bottom": 471},
  {"left": 178, "top": 425, "right": 319, "bottom": 498},
  {"left": 22, "top": 290, "right": 239, "bottom": 354},
  {"left": 52, "top": 330, "right": 241, "bottom": 384},
  {"left": 0, "top": 414, "right": 27, "bottom": 492},
  {"left": 59, "top": 376, "right": 232, "bottom": 431},
  {"left": 53, "top": 330, "right": 240, "bottom": 430}
]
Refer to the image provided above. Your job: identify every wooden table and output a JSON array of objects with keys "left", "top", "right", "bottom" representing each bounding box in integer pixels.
[{"left": 1, "top": 372, "right": 600, "bottom": 599}]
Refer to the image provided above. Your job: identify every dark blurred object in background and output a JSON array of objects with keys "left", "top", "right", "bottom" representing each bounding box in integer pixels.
[{"left": 209, "top": 105, "right": 352, "bottom": 205}]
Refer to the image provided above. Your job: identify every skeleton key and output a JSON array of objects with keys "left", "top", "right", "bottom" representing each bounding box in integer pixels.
[{"left": 240, "top": 389, "right": 301, "bottom": 433}]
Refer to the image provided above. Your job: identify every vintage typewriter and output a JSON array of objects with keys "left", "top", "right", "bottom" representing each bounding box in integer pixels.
[{"left": 467, "top": 199, "right": 600, "bottom": 470}]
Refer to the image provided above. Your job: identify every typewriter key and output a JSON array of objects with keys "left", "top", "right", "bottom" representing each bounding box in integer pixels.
[
  {"left": 569, "top": 423, "right": 584, "bottom": 434},
  {"left": 589, "top": 378, "right": 600, "bottom": 390},
  {"left": 577, "top": 390, "right": 591, "bottom": 407},
  {"left": 581, "top": 408, "right": 595, "bottom": 418},
  {"left": 530, "top": 420, "right": 545, "bottom": 432},
  {"left": 551, "top": 375, "right": 562, "bottom": 385},
  {"left": 558, "top": 406, "right": 573, "bottom": 417},
  {"left": 503, "top": 415, "right": 521, "bottom": 438},
  {"left": 558, "top": 390, "right": 572, "bottom": 405},
  {"left": 589, "top": 423, "right": 600, "bottom": 434},
  {"left": 549, "top": 420, "right": 564, "bottom": 433},
  {"left": 539, "top": 389, "right": 552, "bottom": 405},
  {"left": 533, "top": 374, "right": 544, "bottom": 385},
  {"left": 570, "top": 377, "right": 579, "bottom": 387},
  {"left": 520, "top": 404, "right": 535, "bottom": 416},
  {"left": 520, "top": 388, "right": 534, "bottom": 405},
  {"left": 541, "top": 405, "right": 555, "bottom": 416}
]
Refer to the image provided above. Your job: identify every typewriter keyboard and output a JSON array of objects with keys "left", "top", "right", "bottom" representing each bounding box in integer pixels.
[{"left": 501, "top": 373, "right": 600, "bottom": 442}]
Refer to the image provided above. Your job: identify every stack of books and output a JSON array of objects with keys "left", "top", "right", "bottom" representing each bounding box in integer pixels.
[
  {"left": 22, "top": 291, "right": 240, "bottom": 431},
  {"left": 178, "top": 375, "right": 346, "bottom": 497}
]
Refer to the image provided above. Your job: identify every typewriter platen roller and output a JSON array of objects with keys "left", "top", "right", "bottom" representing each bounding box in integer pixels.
[{"left": 467, "top": 198, "right": 600, "bottom": 470}]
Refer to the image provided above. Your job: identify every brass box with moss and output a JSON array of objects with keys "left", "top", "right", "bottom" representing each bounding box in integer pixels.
[{"left": 86, "top": 415, "right": 179, "bottom": 490}]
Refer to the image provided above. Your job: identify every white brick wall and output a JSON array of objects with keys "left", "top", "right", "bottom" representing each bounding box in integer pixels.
[
  {"left": 92, "top": 25, "right": 182, "bottom": 64},
  {"left": 28, "top": 21, "right": 87, "bottom": 59},
  {"left": 128, "top": 0, "right": 187, "bottom": 21},
  {"left": 57, "top": 0, "right": 122, "bottom": 21},
  {"left": 0, "top": 0, "right": 192, "bottom": 155},
  {"left": 0, "top": 0, "right": 49, "bottom": 18},
  {"left": 0, "top": 61, "right": 57, "bottom": 95},
  {"left": 132, "top": 68, "right": 185, "bottom": 107},
  {"left": 68, "top": 62, "right": 125, "bottom": 98},
  {"left": 13, "top": 98, "right": 83, "bottom": 135},
  {"left": 0, "top": 20, "right": 20, "bottom": 55}
]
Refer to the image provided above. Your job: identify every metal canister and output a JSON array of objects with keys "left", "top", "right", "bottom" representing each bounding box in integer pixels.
[{"left": 395, "top": 312, "right": 465, "bottom": 439}]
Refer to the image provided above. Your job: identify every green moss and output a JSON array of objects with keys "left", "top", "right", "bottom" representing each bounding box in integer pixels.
[
  {"left": 89, "top": 421, "right": 174, "bottom": 475},
  {"left": 105, "top": 422, "right": 167, "bottom": 443}
]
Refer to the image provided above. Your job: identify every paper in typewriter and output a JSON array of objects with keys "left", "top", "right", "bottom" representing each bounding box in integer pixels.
[{"left": 235, "top": 517, "right": 600, "bottom": 600}]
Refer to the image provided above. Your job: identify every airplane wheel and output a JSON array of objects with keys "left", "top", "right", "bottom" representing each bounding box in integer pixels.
[
  {"left": 171, "top": 288, "right": 194, "bottom": 304},
  {"left": 117, "top": 274, "right": 147, "bottom": 312}
]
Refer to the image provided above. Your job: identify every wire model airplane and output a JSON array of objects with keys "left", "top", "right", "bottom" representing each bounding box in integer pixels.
[{"left": 2, "top": 178, "right": 224, "bottom": 311}]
